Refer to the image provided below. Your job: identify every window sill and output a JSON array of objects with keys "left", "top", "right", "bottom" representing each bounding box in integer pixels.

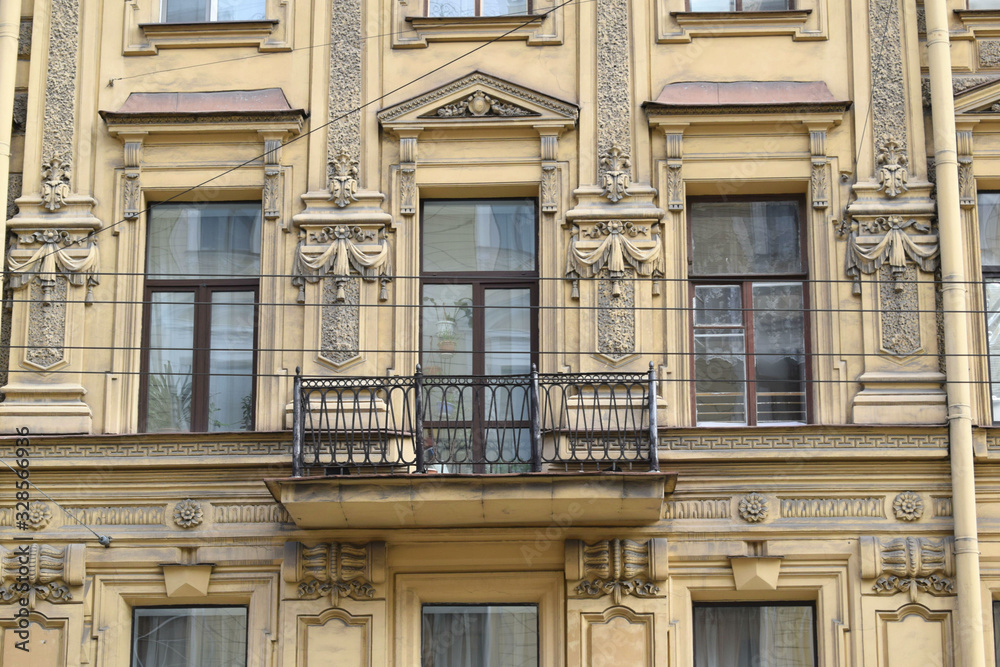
[
  {"left": 127, "top": 18, "right": 286, "bottom": 54},
  {"left": 671, "top": 9, "right": 812, "bottom": 26},
  {"left": 394, "top": 7, "right": 561, "bottom": 47}
]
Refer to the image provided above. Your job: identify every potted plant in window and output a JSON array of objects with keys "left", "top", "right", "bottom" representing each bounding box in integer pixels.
[{"left": 422, "top": 295, "right": 472, "bottom": 353}]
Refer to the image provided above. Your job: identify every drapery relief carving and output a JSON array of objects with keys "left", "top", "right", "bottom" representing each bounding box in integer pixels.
[
  {"left": 596, "top": 0, "right": 631, "bottom": 200},
  {"left": 283, "top": 541, "right": 385, "bottom": 605},
  {"left": 869, "top": 0, "right": 908, "bottom": 192},
  {"left": 841, "top": 215, "right": 939, "bottom": 293},
  {"left": 293, "top": 225, "right": 390, "bottom": 366},
  {"left": 567, "top": 221, "right": 662, "bottom": 361},
  {"left": 566, "top": 538, "right": 667, "bottom": 606},
  {"left": 327, "top": 0, "right": 363, "bottom": 201},
  {"left": 860, "top": 536, "right": 954, "bottom": 602},
  {"left": 41, "top": 0, "right": 80, "bottom": 209},
  {"left": 7, "top": 230, "right": 99, "bottom": 370},
  {"left": 0, "top": 543, "right": 84, "bottom": 608}
]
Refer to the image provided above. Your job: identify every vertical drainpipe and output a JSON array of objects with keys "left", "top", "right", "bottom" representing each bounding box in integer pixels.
[
  {"left": 925, "top": 1, "right": 987, "bottom": 665},
  {"left": 0, "top": 0, "right": 20, "bottom": 296}
]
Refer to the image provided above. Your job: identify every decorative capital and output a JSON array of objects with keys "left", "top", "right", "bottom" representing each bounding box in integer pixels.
[
  {"left": 283, "top": 541, "right": 386, "bottom": 605},
  {"left": 599, "top": 145, "right": 631, "bottom": 203},
  {"left": 566, "top": 538, "right": 667, "bottom": 606},
  {"left": 860, "top": 536, "right": 954, "bottom": 602},
  {"left": 329, "top": 151, "right": 360, "bottom": 208},
  {"left": 0, "top": 543, "right": 85, "bottom": 608}
]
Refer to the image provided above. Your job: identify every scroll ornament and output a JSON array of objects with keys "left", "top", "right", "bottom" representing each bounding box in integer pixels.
[
  {"left": 283, "top": 541, "right": 383, "bottom": 605},
  {"left": 569, "top": 538, "right": 666, "bottom": 606},
  {"left": 0, "top": 543, "right": 84, "bottom": 609},
  {"left": 566, "top": 221, "right": 663, "bottom": 299},
  {"left": 843, "top": 216, "right": 938, "bottom": 294},
  {"left": 292, "top": 225, "right": 392, "bottom": 303},
  {"left": 861, "top": 536, "right": 954, "bottom": 602},
  {"left": 6, "top": 229, "right": 100, "bottom": 304},
  {"left": 329, "top": 151, "right": 359, "bottom": 208}
]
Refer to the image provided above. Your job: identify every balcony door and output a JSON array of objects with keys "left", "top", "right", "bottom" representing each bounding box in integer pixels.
[{"left": 420, "top": 199, "right": 538, "bottom": 472}]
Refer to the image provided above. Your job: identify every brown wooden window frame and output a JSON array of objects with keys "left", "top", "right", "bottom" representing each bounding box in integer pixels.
[
  {"left": 687, "top": 195, "right": 811, "bottom": 426},
  {"left": 138, "top": 202, "right": 261, "bottom": 434}
]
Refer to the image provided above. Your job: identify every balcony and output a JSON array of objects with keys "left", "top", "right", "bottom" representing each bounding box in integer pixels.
[{"left": 267, "top": 367, "right": 673, "bottom": 529}]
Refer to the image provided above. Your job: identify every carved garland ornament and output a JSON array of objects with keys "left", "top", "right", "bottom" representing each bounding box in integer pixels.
[
  {"left": 431, "top": 90, "right": 534, "bottom": 118},
  {"left": 570, "top": 539, "right": 665, "bottom": 606}
]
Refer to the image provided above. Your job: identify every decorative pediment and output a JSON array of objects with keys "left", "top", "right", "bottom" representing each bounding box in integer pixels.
[
  {"left": 954, "top": 78, "right": 1000, "bottom": 115},
  {"left": 378, "top": 71, "right": 578, "bottom": 131}
]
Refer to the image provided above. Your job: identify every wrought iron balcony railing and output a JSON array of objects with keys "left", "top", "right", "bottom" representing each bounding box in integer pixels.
[{"left": 291, "top": 366, "right": 660, "bottom": 476}]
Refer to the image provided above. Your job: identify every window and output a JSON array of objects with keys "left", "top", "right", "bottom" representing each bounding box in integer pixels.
[
  {"left": 994, "top": 600, "right": 1000, "bottom": 664},
  {"left": 980, "top": 193, "right": 1000, "bottom": 422},
  {"left": 693, "top": 603, "right": 816, "bottom": 667},
  {"left": 687, "top": 0, "right": 792, "bottom": 10},
  {"left": 425, "top": 0, "right": 529, "bottom": 17},
  {"left": 970, "top": 1, "right": 1000, "bottom": 9},
  {"left": 420, "top": 199, "right": 537, "bottom": 471},
  {"left": 141, "top": 202, "right": 261, "bottom": 433},
  {"left": 689, "top": 198, "right": 808, "bottom": 425},
  {"left": 421, "top": 604, "right": 538, "bottom": 666},
  {"left": 161, "top": 0, "right": 266, "bottom": 22},
  {"left": 131, "top": 606, "right": 247, "bottom": 667}
]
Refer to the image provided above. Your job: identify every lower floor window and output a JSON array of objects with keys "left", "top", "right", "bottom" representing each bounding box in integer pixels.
[
  {"left": 421, "top": 604, "right": 538, "bottom": 666},
  {"left": 132, "top": 606, "right": 247, "bottom": 667},
  {"left": 693, "top": 603, "right": 815, "bottom": 667}
]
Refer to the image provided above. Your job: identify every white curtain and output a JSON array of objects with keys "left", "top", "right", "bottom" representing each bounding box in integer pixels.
[
  {"left": 422, "top": 605, "right": 537, "bottom": 667},
  {"left": 694, "top": 605, "right": 814, "bottom": 667}
]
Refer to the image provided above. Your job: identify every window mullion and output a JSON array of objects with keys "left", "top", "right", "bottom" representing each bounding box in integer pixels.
[
  {"left": 192, "top": 285, "right": 213, "bottom": 432},
  {"left": 745, "top": 281, "right": 757, "bottom": 426}
]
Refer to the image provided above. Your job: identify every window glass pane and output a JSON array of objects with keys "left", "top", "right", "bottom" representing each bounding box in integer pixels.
[
  {"left": 422, "top": 284, "right": 474, "bottom": 376},
  {"left": 694, "top": 605, "right": 815, "bottom": 667},
  {"left": 163, "top": 0, "right": 209, "bottom": 22},
  {"left": 132, "top": 607, "right": 247, "bottom": 667},
  {"left": 691, "top": 200, "right": 801, "bottom": 275},
  {"left": 980, "top": 193, "right": 1000, "bottom": 268},
  {"left": 217, "top": 0, "right": 267, "bottom": 20},
  {"left": 146, "top": 293, "right": 195, "bottom": 433},
  {"left": 743, "top": 0, "right": 791, "bottom": 8},
  {"left": 994, "top": 601, "right": 1000, "bottom": 665},
  {"left": 689, "top": 0, "right": 735, "bottom": 9},
  {"left": 147, "top": 203, "right": 261, "bottom": 280},
  {"left": 422, "top": 605, "right": 538, "bottom": 667},
  {"left": 753, "top": 283, "right": 806, "bottom": 424},
  {"left": 480, "top": 0, "right": 529, "bottom": 15},
  {"left": 970, "top": 0, "right": 1000, "bottom": 9},
  {"left": 426, "top": 0, "right": 477, "bottom": 16},
  {"left": 694, "top": 285, "right": 742, "bottom": 327},
  {"left": 986, "top": 282, "right": 1000, "bottom": 423},
  {"left": 423, "top": 200, "right": 535, "bottom": 273},
  {"left": 208, "top": 291, "right": 255, "bottom": 432},
  {"left": 484, "top": 289, "right": 531, "bottom": 375},
  {"left": 695, "top": 329, "right": 747, "bottom": 424}
]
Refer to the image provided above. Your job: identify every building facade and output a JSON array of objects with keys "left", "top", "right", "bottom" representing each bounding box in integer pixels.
[{"left": 2, "top": 0, "right": 1000, "bottom": 664}]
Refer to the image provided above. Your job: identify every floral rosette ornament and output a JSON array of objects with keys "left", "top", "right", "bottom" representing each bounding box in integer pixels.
[
  {"left": 892, "top": 492, "right": 923, "bottom": 522},
  {"left": 26, "top": 502, "right": 52, "bottom": 530},
  {"left": 173, "top": 499, "right": 204, "bottom": 529},
  {"left": 738, "top": 493, "right": 768, "bottom": 523}
]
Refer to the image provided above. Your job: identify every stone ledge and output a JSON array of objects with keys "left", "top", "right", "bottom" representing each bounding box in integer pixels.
[{"left": 266, "top": 472, "right": 674, "bottom": 529}]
